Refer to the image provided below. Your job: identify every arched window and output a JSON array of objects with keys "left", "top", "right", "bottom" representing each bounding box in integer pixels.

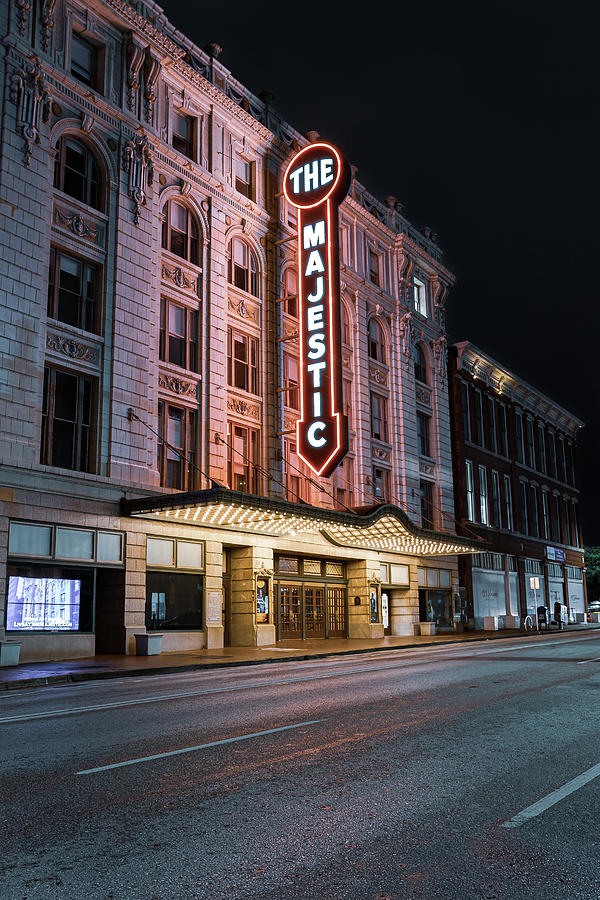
[
  {"left": 342, "top": 304, "right": 352, "bottom": 347},
  {"left": 228, "top": 238, "right": 259, "bottom": 297},
  {"left": 54, "top": 137, "right": 102, "bottom": 211},
  {"left": 282, "top": 268, "right": 298, "bottom": 317},
  {"left": 161, "top": 201, "right": 200, "bottom": 265},
  {"left": 414, "top": 344, "right": 428, "bottom": 384},
  {"left": 367, "top": 318, "right": 385, "bottom": 363}
]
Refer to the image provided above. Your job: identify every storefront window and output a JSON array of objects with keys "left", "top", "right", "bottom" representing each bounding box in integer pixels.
[
  {"left": 256, "top": 578, "right": 269, "bottom": 624},
  {"left": 370, "top": 587, "right": 379, "bottom": 623},
  {"left": 6, "top": 564, "right": 94, "bottom": 632},
  {"left": 146, "top": 571, "right": 203, "bottom": 630}
]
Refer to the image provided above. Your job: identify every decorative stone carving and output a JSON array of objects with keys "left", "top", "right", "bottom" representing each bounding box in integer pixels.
[
  {"left": 40, "top": 0, "right": 57, "bottom": 52},
  {"left": 125, "top": 35, "right": 145, "bottom": 112},
  {"left": 227, "top": 397, "right": 260, "bottom": 420},
  {"left": 419, "top": 461, "right": 435, "bottom": 476},
  {"left": 431, "top": 336, "right": 447, "bottom": 382},
  {"left": 16, "top": 0, "right": 32, "bottom": 38},
  {"left": 9, "top": 57, "right": 50, "bottom": 168},
  {"left": 81, "top": 112, "right": 94, "bottom": 133},
  {"left": 46, "top": 333, "right": 98, "bottom": 363},
  {"left": 54, "top": 207, "right": 99, "bottom": 241},
  {"left": 342, "top": 351, "right": 351, "bottom": 369},
  {"left": 373, "top": 447, "right": 391, "bottom": 462},
  {"left": 123, "top": 134, "right": 154, "bottom": 225},
  {"left": 228, "top": 297, "right": 258, "bottom": 323},
  {"left": 415, "top": 384, "right": 432, "bottom": 407},
  {"left": 369, "top": 365, "right": 388, "bottom": 386},
  {"left": 180, "top": 180, "right": 192, "bottom": 198},
  {"left": 431, "top": 277, "right": 447, "bottom": 328},
  {"left": 161, "top": 264, "right": 196, "bottom": 291},
  {"left": 283, "top": 417, "right": 296, "bottom": 433},
  {"left": 158, "top": 373, "right": 197, "bottom": 397},
  {"left": 399, "top": 312, "right": 414, "bottom": 366},
  {"left": 143, "top": 53, "right": 161, "bottom": 123}
]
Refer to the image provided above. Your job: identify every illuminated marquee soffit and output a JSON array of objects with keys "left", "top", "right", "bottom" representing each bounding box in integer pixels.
[{"left": 121, "top": 489, "right": 482, "bottom": 557}]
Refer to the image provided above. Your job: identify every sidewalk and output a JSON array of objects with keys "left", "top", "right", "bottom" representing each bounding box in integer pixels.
[{"left": 2, "top": 623, "right": 599, "bottom": 691}]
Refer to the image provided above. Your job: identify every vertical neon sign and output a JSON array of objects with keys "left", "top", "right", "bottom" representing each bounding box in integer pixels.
[{"left": 283, "top": 142, "right": 351, "bottom": 479}]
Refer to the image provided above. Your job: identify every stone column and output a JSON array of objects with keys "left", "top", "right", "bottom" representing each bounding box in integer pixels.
[
  {"left": 229, "top": 544, "right": 275, "bottom": 646},
  {"left": 123, "top": 529, "right": 147, "bottom": 655},
  {"left": 346, "top": 555, "right": 384, "bottom": 638},
  {"left": 204, "top": 539, "right": 224, "bottom": 649}
]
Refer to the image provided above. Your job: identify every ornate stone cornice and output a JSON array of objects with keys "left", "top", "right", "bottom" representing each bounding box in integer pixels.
[{"left": 101, "top": 0, "right": 186, "bottom": 61}]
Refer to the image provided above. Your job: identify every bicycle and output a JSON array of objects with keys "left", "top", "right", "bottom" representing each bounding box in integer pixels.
[{"left": 522, "top": 614, "right": 535, "bottom": 632}]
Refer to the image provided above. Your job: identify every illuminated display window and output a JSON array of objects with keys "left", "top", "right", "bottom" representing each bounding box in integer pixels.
[
  {"left": 47, "top": 248, "right": 99, "bottom": 335},
  {"left": 6, "top": 565, "right": 94, "bottom": 633},
  {"left": 227, "top": 328, "right": 259, "bottom": 395},
  {"left": 235, "top": 156, "right": 254, "bottom": 200},
  {"left": 54, "top": 137, "right": 102, "bottom": 211},
  {"left": 282, "top": 267, "right": 298, "bottom": 318},
  {"left": 367, "top": 318, "right": 385, "bottom": 363},
  {"left": 157, "top": 402, "right": 197, "bottom": 491},
  {"left": 41, "top": 365, "right": 96, "bottom": 473},
  {"left": 228, "top": 238, "right": 259, "bottom": 297},
  {"left": 172, "top": 109, "right": 195, "bottom": 160},
  {"left": 71, "top": 31, "right": 103, "bottom": 93},
  {"left": 161, "top": 200, "right": 199, "bottom": 264},
  {"left": 414, "top": 344, "right": 428, "bottom": 385},
  {"left": 160, "top": 298, "right": 199, "bottom": 372},
  {"left": 227, "top": 421, "right": 259, "bottom": 494}
]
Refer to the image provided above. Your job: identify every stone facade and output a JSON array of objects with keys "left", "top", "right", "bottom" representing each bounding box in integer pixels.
[{"left": 0, "top": 0, "right": 464, "bottom": 662}]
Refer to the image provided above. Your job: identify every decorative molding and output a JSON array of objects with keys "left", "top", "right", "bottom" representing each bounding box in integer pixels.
[
  {"left": 373, "top": 447, "right": 391, "bottom": 462},
  {"left": 431, "top": 335, "right": 447, "bottom": 382},
  {"left": 123, "top": 134, "right": 154, "bottom": 225},
  {"left": 162, "top": 264, "right": 196, "bottom": 291},
  {"left": 158, "top": 372, "right": 197, "bottom": 397},
  {"left": 102, "top": 0, "right": 186, "bottom": 61},
  {"left": 16, "top": 0, "right": 32, "bottom": 38},
  {"left": 143, "top": 53, "right": 161, "bottom": 124},
  {"left": 399, "top": 312, "right": 414, "bottom": 366},
  {"left": 125, "top": 35, "right": 145, "bottom": 112},
  {"left": 227, "top": 397, "right": 260, "bottom": 420},
  {"left": 40, "top": 0, "right": 57, "bottom": 52},
  {"left": 228, "top": 297, "right": 258, "bottom": 323},
  {"left": 415, "top": 384, "right": 432, "bottom": 407},
  {"left": 54, "top": 207, "right": 99, "bottom": 241},
  {"left": 369, "top": 365, "right": 388, "bottom": 387},
  {"left": 342, "top": 351, "right": 351, "bottom": 369},
  {"left": 283, "top": 417, "right": 297, "bottom": 433},
  {"left": 419, "top": 460, "right": 436, "bottom": 476},
  {"left": 9, "top": 57, "right": 50, "bottom": 168},
  {"left": 46, "top": 333, "right": 98, "bottom": 363}
]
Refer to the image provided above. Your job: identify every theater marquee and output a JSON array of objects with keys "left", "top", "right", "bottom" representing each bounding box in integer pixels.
[{"left": 283, "top": 142, "right": 351, "bottom": 479}]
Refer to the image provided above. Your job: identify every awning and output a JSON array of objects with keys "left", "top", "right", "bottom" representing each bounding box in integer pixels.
[{"left": 121, "top": 487, "right": 483, "bottom": 557}]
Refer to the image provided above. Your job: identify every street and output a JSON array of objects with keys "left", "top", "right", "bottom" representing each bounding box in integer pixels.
[{"left": 2, "top": 633, "right": 600, "bottom": 899}]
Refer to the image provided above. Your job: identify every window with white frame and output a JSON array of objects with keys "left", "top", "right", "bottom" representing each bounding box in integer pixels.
[
  {"left": 413, "top": 276, "right": 427, "bottom": 316},
  {"left": 368, "top": 249, "right": 381, "bottom": 287},
  {"left": 227, "top": 328, "right": 259, "bottom": 395},
  {"left": 284, "top": 354, "right": 299, "bottom": 410},
  {"left": 373, "top": 466, "right": 389, "bottom": 502},
  {"left": 417, "top": 412, "right": 431, "bottom": 457},
  {"left": 282, "top": 268, "right": 298, "bottom": 318},
  {"left": 504, "top": 474, "right": 513, "bottom": 530},
  {"left": 54, "top": 137, "right": 102, "bottom": 211},
  {"left": 370, "top": 393, "right": 388, "bottom": 442},
  {"left": 227, "top": 421, "right": 259, "bottom": 494},
  {"left": 160, "top": 298, "right": 198, "bottom": 372},
  {"left": 157, "top": 401, "right": 197, "bottom": 491},
  {"left": 161, "top": 201, "right": 200, "bottom": 265},
  {"left": 228, "top": 238, "right": 259, "bottom": 297},
  {"left": 367, "top": 318, "right": 385, "bottom": 363},
  {"left": 466, "top": 460, "right": 475, "bottom": 522},
  {"left": 479, "top": 465, "right": 489, "bottom": 525},
  {"left": 235, "top": 155, "right": 254, "bottom": 200}
]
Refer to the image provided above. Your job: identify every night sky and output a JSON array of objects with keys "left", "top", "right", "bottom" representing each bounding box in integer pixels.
[{"left": 161, "top": 0, "right": 598, "bottom": 543}]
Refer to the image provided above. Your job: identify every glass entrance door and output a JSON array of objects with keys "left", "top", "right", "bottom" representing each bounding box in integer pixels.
[
  {"left": 279, "top": 583, "right": 302, "bottom": 638},
  {"left": 305, "top": 585, "right": 325, "bottom": 637},
  {"left": 328, "top": 586, "right": 347, "bottom": 637}
]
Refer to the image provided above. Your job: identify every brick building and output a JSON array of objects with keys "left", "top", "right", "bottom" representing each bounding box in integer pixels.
[
  {"left": 0, "top": 0, "right": 478, "bottom": 663},
  {"left": 449, "top": 342, "right": 586, "bottom": 629}
]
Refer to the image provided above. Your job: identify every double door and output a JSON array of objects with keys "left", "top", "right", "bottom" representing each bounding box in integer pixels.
[{"left": 278, "top": 581, "right": 346, "bottom": 640}]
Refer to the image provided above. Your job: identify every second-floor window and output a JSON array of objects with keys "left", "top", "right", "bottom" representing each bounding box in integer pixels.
[
  {"left": 373, "top": 466, "right": 389, "bottom": 502},
  {"left": 284, "top": 354, "right": 299, "bottom": 410},
  {"left": 420, "top": 480, "right": 434, "bottom": 527},
  {"left": 157, "top": 402, "right": 196, "bottom": 491},
  {"left": 41, "top": 365, "right": 96, "bottom": 473},
  {"left": 54, "top": 137, "right": 102, "bottom": 211},
  {"left": 520, "top": 481, "right": 529, "bottom": 534},
  {"left": 228, "top": 329, "right": 259, "bottom": 394},
  {"left": 162, "top": 201, "right": 199, "bottom": 265},
  {"left": 542, "top": 489, "right": 551, "bottom": 539},
  {"left": 48, "top": 248, "right": 99, "bottom": 334},
  {"left": 228, "top": 238, "right": 259, "bottom": 296},
  {"left": 466, "top": 460, "right": 475, "bottom": 522},
  {"left": 530, "top": 484, "right": 540, "bottom": 537},
  {"left": 172, "top": 110, "right": 195, "bottom": 160},
  {"left": 160, "top": 299, "right": 198, "bottom": 372},
  {"left": 228, "top": 422, "right": 259, "bottom": 494},
  {"left": 504, "top": 474, "right": 513, "bottom": 530},
  {"left": 491, "top": 470, "right": 501, "bottom": 527},
  {"left": 479, "top": 465, "right": 489, "bottom": 525},
  {"left": 371, "top": 393, "right": 388, "bottom": 442}
]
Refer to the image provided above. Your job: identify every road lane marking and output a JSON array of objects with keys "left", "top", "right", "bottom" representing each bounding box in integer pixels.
[
  {"left": 502, "top": 761, "right": 600, "bottom": 828},
  {"left": 576, "top": 657, "right": 600, "bottom": 665},
  {"left": 76, "top": 719, "right": 324, "bottom": 774}
]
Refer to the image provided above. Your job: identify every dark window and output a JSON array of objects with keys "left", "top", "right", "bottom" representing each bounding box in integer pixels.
[
  {"left": 537, "top": 424, "right": 547, "bottom": 473},
  {"left": 554, "top": 494, "right": 562, "bottom": 543},
  {"left": 227, "top": 422, "right": 259, "bottom": 494},
  {"left": 47, "top": 248, "right": 99, "bottom": 334},
  {"left": 342, "top": 304, "right": 351, "bottom": 346},
  {"left": 557, "top": 436, "right": 566, "bottom": 483},
  {"left": 172, "top": 110, "right": 194, "bottom": 159},
  {"left": 491, "top": 470, "right": 501, "bottom": 527},
  {"left": 146, "top": 571, "right": 203, "bottom": 630},
  {"left": 515, "top": 412, "right": 524, "bottom": 464},
  {"left": 461, "top": 382, "right": 471, "bottom": 442},
  {"left": 368, "top": 318, "right": 384, "bottom": 362},
  {"left": 368, "top": 249, "right": 380, "bottom": 286},
  {"left": 71, "top": 31, "right": 101, "bottom": 91},
  {"left": 283, "top": 268, "right": 298, "bottom": 318},
  {"left": 520, "top": 481, "right": 529, "bottom": 534},
  {"left": 228, "top": 238, "right": 259, "bottom": 297},
  {"left": 41, "top": 366, "right": 96, "bottom": 473},
  {"left": 162, "top": 201, "right": 199, "bottom": 265},
  {"left": 530, "top": 485, "right": 540, "bottom": 537},
  {"left": 284, "top": 354, "right": 299, "bottom": 410},
  {"left": 227, "top": 328, "right": 259, "bottom": 394},
  {"left": 370, "top": 393, "right": 388, "bottom": 442},
  {"left": 525, "top": 418, "right": 535, "bottom": 468},
  {"left": 417, "top": 412, "right": 431, "bottom": 457},
  {"left": 235, "top": 157, "right": 254, "bottom": 199},
  {"left": 547, "top": 432, "right": 557, "bottom": 478},
  {"left": 473, "top": 391, "right": 483, "bottom": 446},
  {"left": 373, "top": 466, "right": 388, "bottom": 502},
  {"left": 54, "top": 137, "right": 101, "bottom": 211},
  {"left": 159, "top": 298, "right": 198, "bottom": 372},
  {"left": 487, "top": 397, "right": 497, "bottom": 453},
  {"left": 157, "top": 402, "right": 197, "bottom": 491},
  {"left": 498, "top": 404, "right": 509, "bottom": 456},
  {"left": 414, "top": 344, "right": 428, "bottom": 384},
  {"left": 420, "top": 480, "right": 434, "bottom": 528}
]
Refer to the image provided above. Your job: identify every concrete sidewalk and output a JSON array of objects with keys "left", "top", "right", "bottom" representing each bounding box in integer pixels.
[{"left": 2, "top": 622, "right": 600, "bottom": 691}]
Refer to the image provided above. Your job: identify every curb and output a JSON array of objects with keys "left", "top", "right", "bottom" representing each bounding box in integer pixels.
[{"left": 2, "top": 625, "right": 600, "bottom": 692}]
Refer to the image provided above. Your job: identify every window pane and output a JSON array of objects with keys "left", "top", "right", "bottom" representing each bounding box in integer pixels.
[
  {"left": 9, "top": 523, "right": 52, "bottom": 557},
  {"left": 97, "top": 532, "right": 123, "bottom": 563},
  {"left": 390, "top": 564, "right": 409, "bottom": 585},
  {"left": 147, "top": 537, "right": 175, "bottom": 567},
  {"left": 146, "top": 571, "right": 203, "bottom": 629},
  {"left": 177, "top": 541, "right": 204, "bottom": 569},
  {"left": 55, "top": 528, "right": 94, "bottom": 560}
]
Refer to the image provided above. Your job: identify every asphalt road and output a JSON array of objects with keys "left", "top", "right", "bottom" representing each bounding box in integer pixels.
[{"left": 2, "top": 633, "right": 600, "bottom": 900}]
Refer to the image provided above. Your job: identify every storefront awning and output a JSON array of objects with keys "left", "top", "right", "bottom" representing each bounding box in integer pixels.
[{"left": 121, "top": 488, "right": 483, "bottom": 557}]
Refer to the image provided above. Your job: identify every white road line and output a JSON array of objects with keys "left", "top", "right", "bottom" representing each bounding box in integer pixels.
[
  {"left": 576, "top": 657, "right": 600, "bottom": 665},
  {"left": 502, "top": 761, "right": 600, "bottom": 828},
  {"left": 76, "top": 719, "right": 324, "bottom": 775}
]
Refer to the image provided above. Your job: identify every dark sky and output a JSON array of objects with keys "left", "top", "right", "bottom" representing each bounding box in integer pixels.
[{"left": 161, "top": 0, "right": 599, "bottom": 543}]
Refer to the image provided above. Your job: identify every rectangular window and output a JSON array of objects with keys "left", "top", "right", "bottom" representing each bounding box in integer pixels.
[
  {"left": 172, "top": 110, "right": 194, "bottom": 160},
  {"left": 498, "top": 404, "right": 508, "bottom": 456},
  {"left": 413, "top": 277, "right": 427, "bottom": 316},
  {"left": 530, "top": 484, "right": 540, "bottom": 537},
  {"left": 227, "top": 328, "right": 259, "bottom": 395},
  {"left": 157, "top": 402, "right": 197, "bottom": 491},
  {"left": 335, "top": 456, "right": 354, "bottom": 510},
  {"left": 370, "top": 393, "right": 388, "bottom": 442},
  {"left": 285, "top": 441, "right": 301, "bottom": 502},
  {"left": 235, "top": 156, "right": 254, "bottom": 199},
  {"left": 519, "top": 481, "right": 529, "bottom": 534},
  {"left": 146, "top": 571, "right": 203, "bottom": 630},
  {"left": 466, "top": 460, "right": 475, "bottom": 522},
  {"left": 557, "top": 436, "right": 566, "bottom": 483},
  {"left": 491, "top": 470, "right": 501, "bottom": 527},
  {"left": 554, "top": 494, "right": 562, "bottom": 543},
  {"left": 284, "top": 354, "right": 299, "bottom": 410},
  {"left": 547, "top": 432, "right": 557, "bottom": 478},
  {"left": 8, "top": 523, "right": 52, "bottom": 557},
  {"left": 373, "top": 466, "right": 389, "bottom": 502},
  {"left": 487, "top": 397, "right": 497, "bottom": 453},
  {"left": 41, "top": 365, "right": 96, "bottom": 473},
  {"left": 515, "top": 412, "right": 524, "bottom": 464},
  {"left": 479, "top": 465, "right": 489, "bottom": 525},
  {"left": 564, "top": 498, "right": 572, "bottom": 546},
  {"left": 538, "top": 424, "right": 547, "bottom": 474},
  {"left": 573, "top": 502, "right": 580, "bottom": 547},
  {"left": 340, "top": 224, "right": 350, "bottom": 265},
  {"left": 160, "top": 298, "right": 198, "bottom": 372},
  {"left": 525, "top": 418, "right": 535, "bottom": 468},
  {"left": 542, "top": 490, "right": 551, "bottom": 540},
  {"left": 461, "top": 382, "right": 471, "bottom": 443},
  {"left": 71, "top": 31, "right": 102, "bottom": 92},
  {"left": 503, "top": 474, "right": 513, "bottom": 530},
  {"left": 282, "top": 268, "right": 298, "bottom": 318},
  {"left": 473, "top": 390, "right": 483, "bottom": 446},
  {"left": 227, "top": 422, "right": 259, "bottom": 494},
  {"left": 566, "top": 442, "right": 575, "bottom": 486},
  {"left": 343, "top": 377, "right": 352, "bottom": 426},
  {"left": 420, "top": 480, "right": 434, "bottom": 528},
  {"left": 417, "top": 412, "right": 431, "bottom": 457},
  {"left": 368, "top": 249, "right": 381, "bottom": 287},
  {"left": 48, "top": 248, "right": 99, "bottom": 334}
]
